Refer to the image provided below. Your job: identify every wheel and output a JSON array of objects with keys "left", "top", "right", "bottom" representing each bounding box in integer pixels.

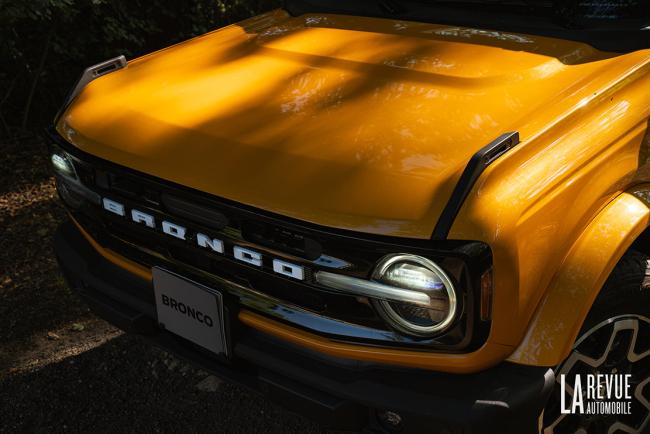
[{"left": 542, "top": 250, "right": 650, "bottom": 434}]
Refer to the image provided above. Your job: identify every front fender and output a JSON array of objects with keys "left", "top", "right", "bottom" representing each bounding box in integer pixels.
[{"left": 508, "top": 184, "right": 650, "bottom": 367}]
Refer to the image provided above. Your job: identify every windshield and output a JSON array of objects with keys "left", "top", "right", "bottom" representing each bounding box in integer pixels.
[
  {"left": 284, "top": 0, "right": 650, "bottom": 51},
  {"left": 411, "top": 1, "right": 648, "bottom": 22}
]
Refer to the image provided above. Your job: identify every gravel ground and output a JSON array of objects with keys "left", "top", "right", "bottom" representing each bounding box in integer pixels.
[{"left": 0, "top": 136, "right": 328, "bottom": 433}]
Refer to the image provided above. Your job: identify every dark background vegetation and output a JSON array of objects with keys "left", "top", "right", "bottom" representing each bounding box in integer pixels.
[
  {"left": 0, "top": 2, "right": 333, "bottom": 432},
  {"left": 0, "top": 0, "right": 281, "bottom": 139}
]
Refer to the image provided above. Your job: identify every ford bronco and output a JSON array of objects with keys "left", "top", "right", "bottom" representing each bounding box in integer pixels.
[{"left": 49, "top": 1, "right": 650, "bottom": 433}]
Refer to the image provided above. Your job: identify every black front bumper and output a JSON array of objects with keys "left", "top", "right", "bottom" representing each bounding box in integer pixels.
[{"left": 54, "top": 220, "right": 553, "bottom": 434}]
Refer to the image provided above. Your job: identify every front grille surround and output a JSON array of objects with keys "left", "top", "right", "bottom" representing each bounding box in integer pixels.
[{"left": 49, "top": 129, "right": 492, "bottom": 352}]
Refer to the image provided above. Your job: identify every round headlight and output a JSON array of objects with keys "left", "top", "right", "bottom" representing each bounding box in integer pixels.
[{"left": 371, "top": 254, "right": 458, "bottom": 337}]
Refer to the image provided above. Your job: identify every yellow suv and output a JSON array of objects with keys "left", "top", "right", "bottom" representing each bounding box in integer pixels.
[{"left": 48, "top": 1, "right": 650, "bottom": 433}]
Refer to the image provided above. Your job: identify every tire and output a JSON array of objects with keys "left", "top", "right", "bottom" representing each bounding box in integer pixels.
[{"left": 541, "top": 250, "right": 650, "bottom": 434}]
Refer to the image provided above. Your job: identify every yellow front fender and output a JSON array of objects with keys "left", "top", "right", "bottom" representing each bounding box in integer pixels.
[{"left": 508, "top": 185, "right": 650, "bottom": 367}]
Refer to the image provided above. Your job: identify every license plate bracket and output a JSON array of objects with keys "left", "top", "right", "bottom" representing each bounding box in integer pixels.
[{"left": 152, "top": 267, "right": 228, "bottom": 356}]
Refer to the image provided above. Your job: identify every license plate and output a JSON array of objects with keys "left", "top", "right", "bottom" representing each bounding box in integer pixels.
[{"left": 152, "top": 267, "right": 227, "bottom": 356}]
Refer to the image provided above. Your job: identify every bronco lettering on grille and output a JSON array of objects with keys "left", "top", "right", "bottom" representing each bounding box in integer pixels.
[{"left": 102, "top": 197, "right": 306, "bottom": 280}]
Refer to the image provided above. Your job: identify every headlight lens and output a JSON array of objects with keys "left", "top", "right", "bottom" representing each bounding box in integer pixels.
[
  {"left": 371, "top": 254, "right": 458, "bottom": 336},
  {"left": 51, "top": 149, "right": 77, "bottom": 179},
  {"left": 49, "top": 143, "right": 101, "bottom": 206}
]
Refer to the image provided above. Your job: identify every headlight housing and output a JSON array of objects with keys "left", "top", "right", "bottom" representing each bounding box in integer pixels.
[
  {"left": 315, "top": 253, "right": 460, "bottom": 338},
  {"left": 51, "top": 148, "right": 77, "bottom": 179},
  {"left": 49, "top": 142, "right": 101, "bottom": 206},
  {"left": 371, "top": 254, "right": 458, "bottom": 337}
]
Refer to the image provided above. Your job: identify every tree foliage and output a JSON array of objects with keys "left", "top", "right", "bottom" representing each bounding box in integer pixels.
[{"left": 0, "top": 0, "right": 281, "bottom": 136}]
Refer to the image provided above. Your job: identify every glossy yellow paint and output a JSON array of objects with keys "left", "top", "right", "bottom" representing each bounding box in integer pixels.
[
  {"left": 508, "top": 187, "right": 650, "bottom": 366},
  {"left": 56, "top": 10, "right": 650, "bottom": 369},
  {"left": 56, "top": 10, "right": 648, "bottom": 240}
]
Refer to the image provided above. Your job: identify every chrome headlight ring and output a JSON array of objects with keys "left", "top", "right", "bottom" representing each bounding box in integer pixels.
[
  {"left": 371, "top": 254, "right": 458, "bottom": 337},
  {"left": 315, "top": 253, "right": 459, "bottom": 338}
]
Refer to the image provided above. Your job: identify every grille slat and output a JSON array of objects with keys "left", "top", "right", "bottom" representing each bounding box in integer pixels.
[{"left": 161, "top": 193, "right": 229, "bottom": 230}]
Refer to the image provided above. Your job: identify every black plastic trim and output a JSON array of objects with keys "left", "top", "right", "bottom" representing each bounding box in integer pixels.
[
  {"left": 54, "top": 55, "right": 127, "bottom": 124},
  {"left": 160, "top": 192, "right": 229, "bottom": 230},
  {"left": 432, "top": 132, "right": 520, "bottom": 240}
]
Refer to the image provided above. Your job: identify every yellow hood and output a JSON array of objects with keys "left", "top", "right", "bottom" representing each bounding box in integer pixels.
[{"left": 57, "top": 10, "right": 632, "bottom": 239}]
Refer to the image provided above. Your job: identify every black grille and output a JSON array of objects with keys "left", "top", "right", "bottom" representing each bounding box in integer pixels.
[{"left": 161, "top": 193, "right": 228, "bottom": 230}]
